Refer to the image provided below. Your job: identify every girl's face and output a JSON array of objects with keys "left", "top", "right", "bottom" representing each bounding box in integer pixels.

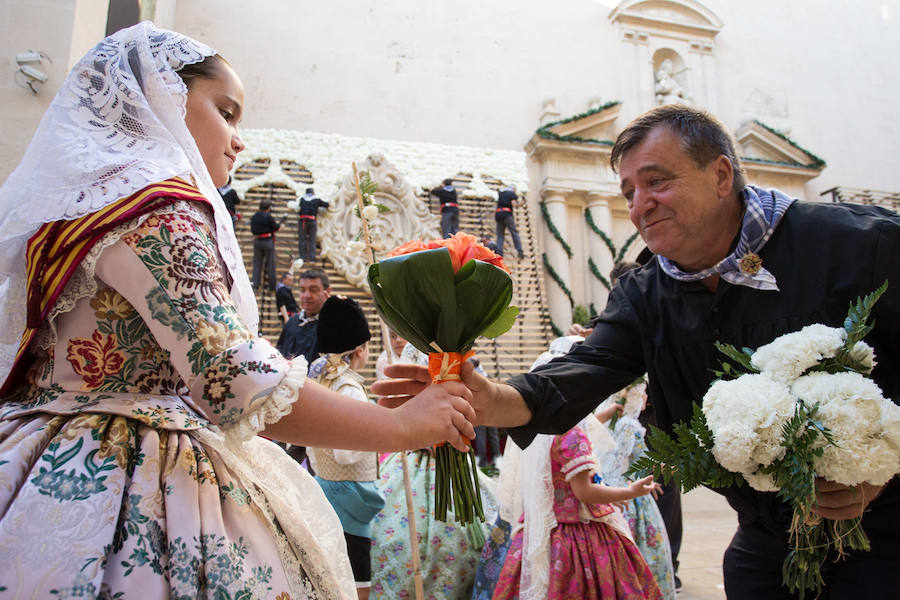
[
  {"left": 184, "top": 61, "right": 245, "bottom": 187},
  {"left": 389, "top": 331, "right": 407, "bottom": 356}
]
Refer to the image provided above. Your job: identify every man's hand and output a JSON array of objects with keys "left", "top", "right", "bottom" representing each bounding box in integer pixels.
[
  {"left": 372, "top": 362, "right": 532, "bottom": 428},
  {"left": 813, "top": 478, "right": 885, "bottom": 520},
  {"left": 566, "top": 323, "right": 592, "bottom": 337}
]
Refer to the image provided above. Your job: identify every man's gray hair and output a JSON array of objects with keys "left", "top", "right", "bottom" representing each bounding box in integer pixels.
[{"left": 610, "top": 105, "right": 746, "bottom": 194}]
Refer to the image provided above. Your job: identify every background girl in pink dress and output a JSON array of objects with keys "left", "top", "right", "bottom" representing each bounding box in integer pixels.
[{"left": 492, "top": 420, "right": 662, "bottom": 600}]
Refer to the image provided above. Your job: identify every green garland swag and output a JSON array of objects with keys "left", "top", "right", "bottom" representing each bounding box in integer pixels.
[
  {"left": 549, "top": 319, "right": 564, "bottom": 338},
  {"left": 588, "top": 257, "right": 612, "bottom": 291},
  {"left": 542, "top": 252, "right": 574, "bottom": 308},
  {"left": 616, "top": 231, "right": 640, "bottom": 262},
  {"left": 540, "top": 202, "right": 573, "bottom": 259},
  {"left": 584, "top": 209, "right": 617, "bottom": 256}
]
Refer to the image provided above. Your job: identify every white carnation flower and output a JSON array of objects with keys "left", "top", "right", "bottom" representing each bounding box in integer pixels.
[
  {"left": 345, "top": 240, "right": 366, "bottom": 256},
  {"left": 361, "top": 204, "right": 379, "bottom": 221},
  {"left": 750, "top": 324, "right": 845, "bottom": 384},
  {"left": 703, "top": 374, "right": 795, "bottom": 477},
  {"left": 882, "top": 400, "right": 900, "bottom": 453},
  {"left": 849, "top": 341, "right": 876, "bottom": 373},
  {"left": 792, "top": 371, "right": 900, "bottom": 486},
  {"left": 743, "top": 470, "right": 779, "bottom": 492}
]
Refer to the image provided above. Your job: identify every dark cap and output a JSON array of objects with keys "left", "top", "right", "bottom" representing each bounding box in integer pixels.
[{"left": 315, "top": 296, "right": 371, "bottom": 354}]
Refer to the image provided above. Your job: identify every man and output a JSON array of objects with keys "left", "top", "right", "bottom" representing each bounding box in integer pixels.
[
  {"left": 277, "top": 269, "right": 331, "bottom": 364},
  {"left": 375, "top": 105, "right": 900, "bottom": 599},
  {"left": 431, "top": 178, "right": 459, "bottom": 238},
  {"left": 297, "top": 187, "right": 329, "bottom": 262},
  {"left": 495, "top": 184, "right": 524, "bottom": 258},
  {"left": 275, "top": 271, "right": 299, "bottom": 323},
  {"left": 250, "top": 198, "right": 280, "bottom": 292}
]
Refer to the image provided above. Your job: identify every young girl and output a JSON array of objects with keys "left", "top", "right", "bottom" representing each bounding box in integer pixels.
[
  {"left": 597, "top": 381, "right": 677, "bottom": 599},
  {"left": 491, "top": 337, "right": 662, "bottom": 600},
  {"left": 0, "top": 23, "right": 473, "bottom": 598},
  {"left": 308, "top": 297, "right": 384, "bottom": 600},
  {"left": 492, "top": 423, "right": 663, "bottom": 600}
]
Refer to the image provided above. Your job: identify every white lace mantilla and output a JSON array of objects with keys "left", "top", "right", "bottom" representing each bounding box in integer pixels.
[{"left": 0, "top": 22, "right": 258, "bottom": 390}]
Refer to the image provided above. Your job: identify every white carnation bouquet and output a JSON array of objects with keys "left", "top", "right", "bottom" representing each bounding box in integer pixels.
[{"left": 631, "top": 282, "right": 900, "bottom": 598}]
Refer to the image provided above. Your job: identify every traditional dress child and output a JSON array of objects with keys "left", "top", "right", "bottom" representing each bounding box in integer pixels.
[
  {"left": 0, "top": 23, "right": 475, "bottom": 599},
  {"left": 370, "top": 343, "right": 499, "bottom": 599},
  {"left": 308, "top": 297, "right": 384, "bottom": 600},
  {"left": 596, "top": 381, "right": 677, "bottom": 599},
  {"left": 491, "top": 336, "right": 663, "bottom": 600}
]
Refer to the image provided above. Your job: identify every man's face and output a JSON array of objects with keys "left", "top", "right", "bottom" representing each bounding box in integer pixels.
[
  {"left": 618, "top": 126, "right": 733, "bottom": 271},
  {"left": 282, "top": 274, "right": 293, "bottom": 288},
  {"left": 298, "top": 277, "right": 330, "bottom": 315}
]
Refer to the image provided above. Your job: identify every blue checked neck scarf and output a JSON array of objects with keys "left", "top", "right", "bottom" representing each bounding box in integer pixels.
[{"left": 658, "top": 185, "right": 796, "bottom": 291}]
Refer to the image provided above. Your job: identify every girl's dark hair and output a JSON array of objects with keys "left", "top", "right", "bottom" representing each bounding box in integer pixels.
[{"left": 176, "top": 54, "right": 229, "bottom": 89}]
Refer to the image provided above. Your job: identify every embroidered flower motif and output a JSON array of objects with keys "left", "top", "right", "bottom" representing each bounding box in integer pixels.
[
  {"left": 204, "top": 368, "right": 234, "bottom": 407},
  {"left": 90, "top": 288, "right": 134, "bottom": 320},
  {"left": 67, "top": 331, "right": 126, "bottom": 390},
  {"left": 738, "top": 251, "right": 763, "bottom": 275},
  {"left": 98, "top": 416, "right": 134, "bottom": 469},
  {"left": 135, "top": 361, "right": 182, "bottom": 394},
  {"left": 195, "top": 319, "right": 248, "bottom": 355},
  {"left": 167, "top": 234, "right": 228, "bottom": 302}
]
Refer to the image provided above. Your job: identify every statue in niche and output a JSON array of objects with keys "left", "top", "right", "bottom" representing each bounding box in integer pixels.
[{"left": 655, "top": 59, "right": 689, "bottom": 106}]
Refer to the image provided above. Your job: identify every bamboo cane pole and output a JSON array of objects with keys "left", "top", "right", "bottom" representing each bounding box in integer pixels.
[{"left": 353, "top": 162, "right": 425, "bottom": 600}]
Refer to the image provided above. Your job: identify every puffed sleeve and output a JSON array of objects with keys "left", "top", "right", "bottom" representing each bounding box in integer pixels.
[
  {"left": 553, "top": 427, "right": 598, "bottom": 482},
  {"left": 93, "top": 204, "right": 304, "bottom": 446}
]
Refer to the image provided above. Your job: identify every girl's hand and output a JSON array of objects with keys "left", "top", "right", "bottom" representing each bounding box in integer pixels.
[
  {"left": 393, "top": 380, "right": 476, "bottom": 452},
  {"left": 627, "top": 474, "right": 656, "bottom": 499},
  {"left": 595, "top": 401, "right": 624, "bottom": 423}
]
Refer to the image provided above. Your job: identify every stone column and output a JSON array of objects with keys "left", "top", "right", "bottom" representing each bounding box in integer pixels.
[
  {"left": 541, "top": 189, "right": 572, "bottom": 335},
  {"left": 586, "top": 192, "right": 615, "bottom": 314}
]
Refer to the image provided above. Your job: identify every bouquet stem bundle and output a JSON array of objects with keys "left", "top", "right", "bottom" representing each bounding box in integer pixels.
[{"left": 428, "top": 349, "right": 485, "bottom": 522}]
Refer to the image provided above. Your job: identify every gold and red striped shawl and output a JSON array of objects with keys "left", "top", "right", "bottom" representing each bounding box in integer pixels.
[{"left": 1, "top": 177, "right": 210, "bottom": 394}]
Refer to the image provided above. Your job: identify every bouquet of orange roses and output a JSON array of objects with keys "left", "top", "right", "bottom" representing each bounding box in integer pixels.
[{"left": 368, "top": 232, "right": 518, "bottom": 522}]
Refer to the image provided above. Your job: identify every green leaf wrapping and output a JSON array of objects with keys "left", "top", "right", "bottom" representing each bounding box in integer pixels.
[{"left": 367, "top": 248, "right": 516, "bottom": 354}]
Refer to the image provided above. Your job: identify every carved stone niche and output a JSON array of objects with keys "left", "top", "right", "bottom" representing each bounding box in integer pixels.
[
  {"left": 609, "top": 0, "right": 722, "bottom": 117},
  {"left": 319, "top": 154, "right": 440, "bottom": 291}
]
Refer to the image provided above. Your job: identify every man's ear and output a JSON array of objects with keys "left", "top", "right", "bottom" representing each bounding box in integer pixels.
[{"left": 712, "top": 154, "right": 734, "bottom": 197}]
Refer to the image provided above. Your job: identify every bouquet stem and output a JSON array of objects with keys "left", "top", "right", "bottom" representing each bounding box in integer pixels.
[{"left": 429, "top": 349, "right": 485, "bottom": 523}]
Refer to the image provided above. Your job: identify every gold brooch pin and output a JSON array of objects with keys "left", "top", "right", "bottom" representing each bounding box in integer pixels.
[{"left": 739, "top": 252, "right": 763, "bottom": 275}]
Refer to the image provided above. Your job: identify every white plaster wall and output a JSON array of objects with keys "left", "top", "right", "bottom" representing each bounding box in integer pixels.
[
  {"left": 0, "top": 0, "right": 107, "bottom": 184},
  {"left": 3, "top": 0, "right": 900, "bottom": 200},
  {"left": 170, "top": 0, "right": 621, "bottom": 151}
]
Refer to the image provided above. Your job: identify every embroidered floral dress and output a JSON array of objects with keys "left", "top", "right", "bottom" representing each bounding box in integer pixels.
[
  {"left": 0, "top": 200, "right": 356, "bottom": 599},
  {"left": 492, "top": 427, "right": 662, "bottom": 600},
  {"left": 601, "top": 414, "right": 677, "bottom": 599}
]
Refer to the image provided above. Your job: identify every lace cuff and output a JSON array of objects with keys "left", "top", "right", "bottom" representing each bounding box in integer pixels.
[{"left": 225, "top": 355, "right": 308, "bottom": 451}]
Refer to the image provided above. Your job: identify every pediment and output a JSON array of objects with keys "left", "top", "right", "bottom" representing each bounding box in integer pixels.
[
  {"left": 609, "top": 0, "right": 723, "bottom": 36},
  {"left": 538, "top": 101, "right": 621, "bottom": 145},
  {"left": 735, "top": 120, "right": 825, "bottom": 171}
]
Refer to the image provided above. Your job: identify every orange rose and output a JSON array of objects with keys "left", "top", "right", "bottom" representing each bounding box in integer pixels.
[
  {"left": 389, "top": 232, "right": 508, "bottom": 273},
  {"left": 67, "top": 331, "right": 126, "bottom": 390},
  {"left": 387, "top": 239, "right": 429, "bottom": 257}
]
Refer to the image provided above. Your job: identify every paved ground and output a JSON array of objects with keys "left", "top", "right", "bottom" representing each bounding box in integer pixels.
[{"left": 677, "top": 487, "right": 737, "bottom": 600}]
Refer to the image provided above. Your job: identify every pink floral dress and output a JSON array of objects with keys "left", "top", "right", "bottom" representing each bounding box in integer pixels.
[
  {"left": 0, "top": 200, "right": 356, "bottom": 599},
  {"left": 492, "top": 427, "right": 662, "bottom": 600}
]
